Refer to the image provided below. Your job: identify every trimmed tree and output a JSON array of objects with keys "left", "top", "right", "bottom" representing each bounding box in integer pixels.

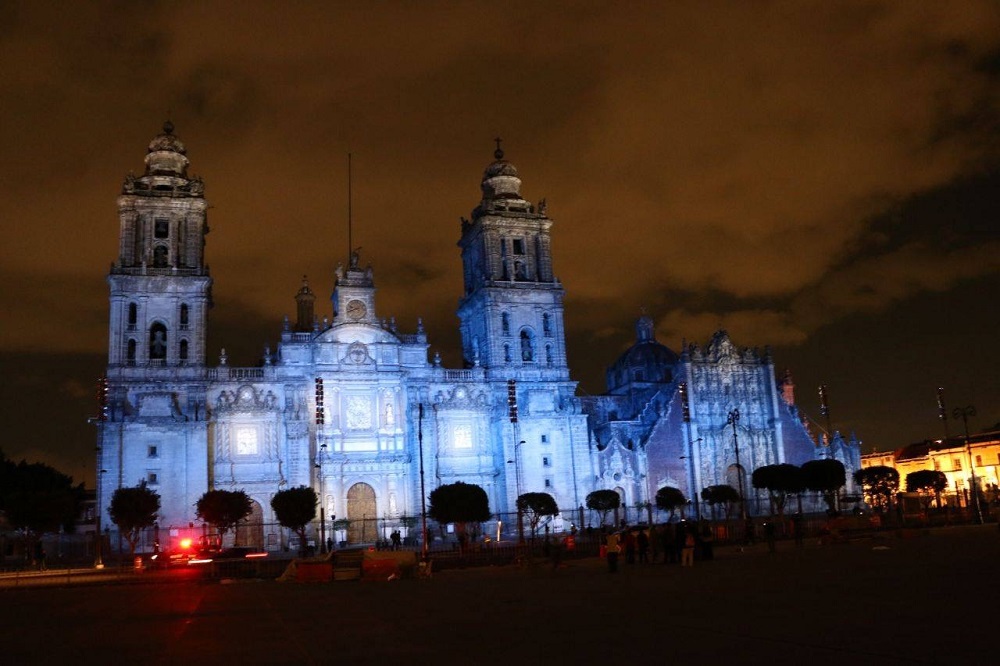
[
  {"left": 586, "top": 489, "right": 621, "bottom": 527},
  {"left": 196, "top": 489, "right": 253, "bottom": 547},
  {"left": 906, "top": 469, "right": 948, "bottom": 509},
  {"left": 854, "top": 465, "right": 900, "bottom": 513},
  {"left": 801, "top": 459, "right": 847, "bottom": 513},
  {"left": 654, "top": 486, "right": 687, "bottom": 522},
  {"left": 270, "top": 486, "right": 318, "bottom": 557},
  {"left": 752, "top": 464, "right": 805, "bottom": 516},
  {"left": 516, "top": 492, "right": 559, "bottom": 542},
  {"left": 108, "top": 481, "right": 161, "bottom": 557},
  {"left": 701, "top": 485, "right": 740, "bottom": 520},
  {"left": 428, "top": 482, "right": 491, "bottom": 552}
]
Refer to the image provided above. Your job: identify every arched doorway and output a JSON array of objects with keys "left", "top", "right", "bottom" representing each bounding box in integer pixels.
[
  {"left": 236, "top": 500, "right": 264, "bottom": 549},
  {"left": 346, "top": 483, "right": 377, "bottom": 544}
]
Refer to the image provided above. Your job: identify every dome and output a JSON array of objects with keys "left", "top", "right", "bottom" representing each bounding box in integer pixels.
[
  {"left": 605, "top": 316, "right": 678, "bottom": 392},
  {"left": 483, "top": 159, "right": 519, "bottom": 179},
  {"left": 147, "top": 121, "right": 186, "bottom": 155}
]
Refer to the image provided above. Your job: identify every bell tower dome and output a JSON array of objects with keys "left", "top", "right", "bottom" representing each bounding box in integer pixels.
[{"left": 107, "top": 122, "right": 212, "bottom": 369}]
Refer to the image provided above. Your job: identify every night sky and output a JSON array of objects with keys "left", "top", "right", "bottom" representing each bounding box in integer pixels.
[{"left": 2, "top": 2, "right": 998, "bottom": 487}]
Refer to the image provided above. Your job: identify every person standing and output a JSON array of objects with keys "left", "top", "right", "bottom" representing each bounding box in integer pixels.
[
  {"left": 681, "top": 527, "right": 695, "bottom": 567},
  {"left": 606, "top": 531, "right": 620, "bottom": 573},
  {"left": 636, "top": 529, "right": 649, "bottom": 564}
]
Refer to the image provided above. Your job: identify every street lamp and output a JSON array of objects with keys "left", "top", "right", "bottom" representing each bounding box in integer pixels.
[
  {"left": 727, "top": 408, "right": 747, "bottom": 521},
  {"left": 680, "top": 437, "right": 703, "bottom": 520},
  {"left": 507, "top": 439, "right": 525, "bottom": 544},
  {"left": 953, "top": 405, "right": 983, "bottom": 524}
]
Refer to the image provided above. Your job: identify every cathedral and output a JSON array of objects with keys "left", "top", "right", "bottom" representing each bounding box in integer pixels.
[{"left": 96, "top": 123, "right": 859, "bottom": 548}]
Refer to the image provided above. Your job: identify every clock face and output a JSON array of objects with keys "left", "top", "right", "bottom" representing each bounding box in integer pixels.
[{"left": 346, "top": 299, "right": 367, "bottom": 320}]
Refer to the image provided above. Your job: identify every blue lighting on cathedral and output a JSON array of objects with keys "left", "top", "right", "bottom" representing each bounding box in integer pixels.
[{"left": 96, "top": 124, "right": 860, "bottom": 545}]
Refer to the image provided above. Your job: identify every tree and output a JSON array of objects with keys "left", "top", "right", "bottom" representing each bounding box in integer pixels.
[
  {"left": 801, "top": 459, "right": 847, "bottom": 513},
  {"left": 516, "top": 492, "right": 559, "bottom": 542},
  {"left": 428, "top": 482, "right": 491, "bottom": 552},
  {"left": 108, "top": 481, "right": 160, "bottom": 557},
  {"left": 196, "top": 489, "right": 253, "bottom": 546},
  {"left": 0, "top": 451, "right": 86, "bottom": 537},
  {"left": 586, "top": 489, "right": 621, "bottom": 527},
  {"left": 906, "top": 470, "right": 948, "bottom": 509},
  {"left": 752, "top": 464, "right": 805, "bottom": 516},
  {"left": 654, "top": 486, "right": 687, "bottom": 521},
  {"left": 270, "top": 486, "right": 317, "bottom": 557},
  {"left": 854, "top": 465, "right": 900, "bottom": 513},
  {"left": 701, "top": 485, "right": 740, "bottom": 520}
]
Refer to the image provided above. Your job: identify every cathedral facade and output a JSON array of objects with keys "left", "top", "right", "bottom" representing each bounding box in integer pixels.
[{"left": 96, "top": 124, "right": 859, "bottom": 547}]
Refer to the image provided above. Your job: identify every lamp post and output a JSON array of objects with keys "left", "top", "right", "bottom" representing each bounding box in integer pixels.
[
  {"left": 952, "top": 405, "right": 983, "bottom": 524},
  {"left": 418, "top": 404, "right": 428, "bottom": 562},
  {"left": 680, "top": 437, "right": 703, "bottom": 521},
  {"left": 727, "top": 408, "right": 747, "bottom": 521},
  {"left": 95, "top": 454, "right": 106, "bottom": 570},
  {"left": 316, "top": 442, "right": 327, "bottom": 553},
  {"left": 507, "top": 439, "right": 525, "bottom": 544}
]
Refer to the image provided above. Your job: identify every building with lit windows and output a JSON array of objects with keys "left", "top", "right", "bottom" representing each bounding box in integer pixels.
[{"left": 96, "top": 124, "right": 859, "bottom": 549}]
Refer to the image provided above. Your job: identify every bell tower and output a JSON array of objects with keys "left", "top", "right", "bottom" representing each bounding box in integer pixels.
[
  {"left": 107, "top": 122, "right": 212, "bottom": 369},
  {"left": 457, "top": 141, "right": 568, "bottom": 379}
]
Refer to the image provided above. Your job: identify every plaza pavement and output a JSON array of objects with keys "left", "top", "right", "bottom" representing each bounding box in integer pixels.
[{"left": 1, "top": 524, "right": 997, "bottom": 665}]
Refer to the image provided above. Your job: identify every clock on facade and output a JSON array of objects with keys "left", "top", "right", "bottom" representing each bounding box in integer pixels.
[{"left": 346, "top": 299, "right": 367, "bottom": 320}]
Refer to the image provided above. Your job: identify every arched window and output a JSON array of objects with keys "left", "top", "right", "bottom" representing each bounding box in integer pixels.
[
  {"left": 149, "top": 322, "right": 167, "bottom": 360},
  {"left": 180, "top": 304, "right": 189, "bottom": 328},
  {"left": 520, "top": 329, "right": 535, "bottom": 362},
  {"left": 501, "top": 312, "right": 510, "bottom": 335},
  {"left": 542, "top": 313, "right": 551, "bottom": 336},
  {"left": 127, "top": 339, "right": 137, "bottom": 365},
  {"left": 179, "top": 339, "right": 189, "bottom": 363},
  {"left": 153, "top": 245, "right": 169, "bottom": 268},
  {"left": 128, "top": 303, "right": 138, "bottom": 329}
]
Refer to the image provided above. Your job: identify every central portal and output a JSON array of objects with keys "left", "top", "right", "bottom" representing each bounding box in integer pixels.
[{"left": 346, "top": 482, "right": 377, "bottom": 544}]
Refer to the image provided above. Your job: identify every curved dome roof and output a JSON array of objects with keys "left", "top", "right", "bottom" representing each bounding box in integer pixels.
[
  {"left": 606, "top": 315, "right": 678, "bottom": 391},
  {"left": 483, "top": 159, "right": 518, "bottom": 179},
  {"left": 612, "top": 340, "right": 679, "bottom": 370},
  {"left": 147, "top": 121, "right": 186, "bottom": 154}
]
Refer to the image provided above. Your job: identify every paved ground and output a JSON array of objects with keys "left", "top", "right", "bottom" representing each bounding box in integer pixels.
[{"left": 1, "top": 525, "right": 997, "bottom": 665}]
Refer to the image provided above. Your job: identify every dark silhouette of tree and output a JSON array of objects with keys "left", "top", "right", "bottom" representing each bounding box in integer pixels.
[
  {"left": 752, "top": 464, "right": 805, "bottom": 516},
  {"left": 516, "top": 492, "right": 559, "bottom": 542},
  {"left": 654, "top": 486, "right": 687, "bottom": 521},
  {"left": 270, "top": 486, "right": 317, "bottom": 557},
  {"left": 801, "top": 459, "right": 847, "bottom": 512},
  {"left": 854, "top": 465, "right": 900, "bottom": 512},
  {"left": 585, "top": 489, "right": 621, "bottom": 527},
  {"left": 428, "top": 482, "right": 490, "bottom": 552},
  {"left": 109, "top": 481, "right": 160, "bottom": 557},
  {"left": 906, "top": 469, "right": 948, "bottom": 509},
  {"left": 196, "top": 489, "right": 253, "bottom": 546},
  {"left": 701, "top": 485, "right": 740, "bottom": 520},
  {"left": 0, "top": 450, "right": 85, "bottom": 536}
]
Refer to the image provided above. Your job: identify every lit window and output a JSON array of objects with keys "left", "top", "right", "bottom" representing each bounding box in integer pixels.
[
  {"left": 453, "top": 425, "right": 473, "bottom": 449},
  {"left": 236, "top": 428, "right": 259, "bottom": 455}
]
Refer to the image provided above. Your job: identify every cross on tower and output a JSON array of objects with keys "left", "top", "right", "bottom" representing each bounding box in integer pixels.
[{"left": 494, "top": 137, "right": 504, "bottom": 160}]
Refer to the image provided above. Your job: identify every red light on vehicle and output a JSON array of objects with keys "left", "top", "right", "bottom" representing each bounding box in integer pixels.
[
  {"left": 179, "top": 538, "right": 193, "bottom": 550},
  {"left": 245, "top": 552, "right": 268, "bottom": 559}
]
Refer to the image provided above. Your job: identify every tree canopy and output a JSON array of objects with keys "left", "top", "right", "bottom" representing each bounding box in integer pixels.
[
  {"left": 654, "top": 486, "right": 687, "bottom": 521},
  {"left": 270, "top": 486, "right": 317, "bottom": 556},
  {"left": 906, "top": 469, "right": 948, "bottom": 508},
  {"left": 428, "top": 482, "right": 491, "bottom": 525},
  {"left": 801, "top": 459, "right": 847, "bottom": 511},
  {"left": 701, "top": 485, "right": 740, "bottom": 519},
  {"left": 0, "top": 450, "right": 85, "bottom": 535},
  {"left": 585, "top": 489, "right": 621, "bottom": 526},
  {"left": 196, "top": 489, "right": 253, "bottom": 545},
  {"left": 109, "top": 481, "right": 160, "bottom": 556},
  {"left": 516, "top": 492, "right": 559, "bottom": 540},
  {"left": 752, "top": 464, "right": 805, "bottom": 516},
  {"left": 853, "top": 465, "right": 899, "bottom": 512}
]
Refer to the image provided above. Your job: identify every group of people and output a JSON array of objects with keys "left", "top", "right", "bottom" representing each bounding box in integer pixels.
[{"left": 604, "top": 521, "right": 713, "bottom": 572}]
